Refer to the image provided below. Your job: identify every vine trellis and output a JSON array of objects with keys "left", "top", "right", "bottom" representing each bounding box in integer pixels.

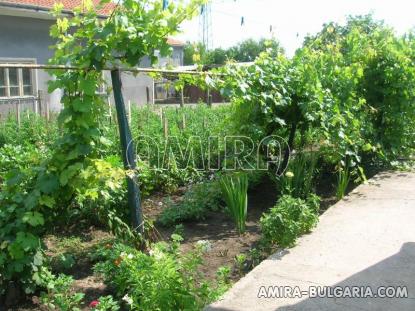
[
  {"left": 0, "top": 0, "right": 210, "bottom": 298},
  {"left": 0, "top": 61, "right": 218, "bottom": 234}
]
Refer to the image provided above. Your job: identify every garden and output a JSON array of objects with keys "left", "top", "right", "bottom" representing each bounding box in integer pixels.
[{"left": 1, "top": 1, "right": 415, "bottom": 310}]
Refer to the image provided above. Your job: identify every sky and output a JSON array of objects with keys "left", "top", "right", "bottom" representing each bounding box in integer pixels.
[{"left": 177, "top": 0, "right": 415, "bottom": 56}]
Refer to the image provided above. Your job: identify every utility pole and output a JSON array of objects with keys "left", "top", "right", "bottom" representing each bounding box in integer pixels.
[{"left": 199, "top": 3, "right": 213, "bottom": 50}]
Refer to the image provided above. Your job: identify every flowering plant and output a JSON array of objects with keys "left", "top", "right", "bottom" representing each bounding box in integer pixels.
[
  {"left": 93, "top": 239, "right": 226, "bottom": 310},
  {"left": 90, "top": 296, "right": 119, "bottom": 311}
]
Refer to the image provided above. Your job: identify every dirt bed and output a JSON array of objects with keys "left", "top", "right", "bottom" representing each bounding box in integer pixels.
[{"left": 9, "top": 177, "right": 338, "bottom": 310}]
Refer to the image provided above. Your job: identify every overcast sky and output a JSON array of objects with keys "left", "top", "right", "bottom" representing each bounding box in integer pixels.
[{"left": 177, "top": 0, "right": 415, "bottom": 56}]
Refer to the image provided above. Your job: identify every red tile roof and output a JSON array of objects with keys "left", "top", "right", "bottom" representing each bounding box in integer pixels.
[
  {"left": 0, "top": 0, "right": 185, "bottom": 46},
  {"left": 0, "top": 0, "right": 116, "bottom": 16},
  {"left": 166, "top": 38, "right": 185, "bottom": 47}
]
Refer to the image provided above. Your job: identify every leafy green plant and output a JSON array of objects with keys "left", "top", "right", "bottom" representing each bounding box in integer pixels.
[
  {"left": 336, "top": 163, "right": 351, "bottom": 199},
  {"left": 304, "top": 15, "right": 415, "bottom": 166},
  {"left": 37, "top": 268, "right": 84, "bottom": 311},
  {"left": 0, "top": 0, "right": 206, "bottom": 299},
  {"left": 158, "top": 181, "right": 222, "bottom": 226},
  {"left": 234, "top": 254, "right": 248, "bottom": 275},
  {"left": 0, "top": 163, "right": 46, "bottom": 297},
  {"left": 55, "top": 253, "right": 76, "bottom": 271},
  {"left": 90, "top": 295, "right": 120, "bottom": 311},
  {"left": 260, "top": 194, "right": 320, "bottom": 247},
  {"left": 0, "top": 144, "right": 48, "bottom": 177},
  {"left": 214, "top": 45, "right": 327, "bottom": 173},
  {"left": 94, "top": 240, "right": 224, "bottom": 311},
  {"left": 216, "top": 265, "right": 231, "bottom": 283},
  {"left": 248, "top": 248, "right": 264, "bottom": 268},
  {"left": 214, "top": 265, "right": 232, "bottom": 297},
  {"left": 173, "top": 224, "right": 185, "bottom": 238},
  {"left": 278, "top": 152, "right": 318, "bottom": 198},
  {"left": 0, "top": 112, "right": 58, "bottom": 149},
  {"left": 220, "top": 173, "right": 249, "bottom": 234},
  {"left": 127, "top": 104, "right": 232, "bottom": 194}
]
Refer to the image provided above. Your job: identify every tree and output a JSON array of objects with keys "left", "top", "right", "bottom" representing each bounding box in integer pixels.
[
  {"left": 183, "top": 38, "right": 282, "bottom": 65},
  {"left": 184, "top": 42, "right": 207, "bottom": 65},
  {"left": 230, "top": 38, "right": 282, "bottom": 62},
  {"left": 304, "top": 14, "right": 415, "bottom": 163},
  {"left": 215, "top": 46, "right": 326, "bottom": 173}
]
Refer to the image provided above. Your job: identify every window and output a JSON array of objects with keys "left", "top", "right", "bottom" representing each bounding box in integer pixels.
[
  {"left": 9, "top": 68, "right": 19, "bottom": 96},
  {"left": 22, "top": 68, "right": 33, "bottom": 95},
  {"left": 0, "top": 61, "right": 36, "bottom": 98},
  {"left": 0, "top": 69, "right": 6, "bottom": 97}
]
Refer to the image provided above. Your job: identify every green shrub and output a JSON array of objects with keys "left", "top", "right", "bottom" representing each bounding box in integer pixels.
[
  {"left": 94, "top": 239, "right": 224, "bottom": 311},
  {"left": 0, "top": 144, "right": 48, "bottom": 177},
  {"left": 38, "top": 268, "right": 84, "bottom": 311},
  {"left": 0, "top": 163, "right": 45, "bottom": 297},
  {"left": 260, "top": 194, "right": 320, "bottom": 247},
  {"left": 158, "top": 181, "right": 222, "bottom": 226},
  {"left": 246, "top": 170, "right": 266, "bottom": 189},
  {"left": 219, "top": 173, "right": 249, "bottom": 234},
  {"left": 0, "top": 157, "right": 132, "bottom": 297}
]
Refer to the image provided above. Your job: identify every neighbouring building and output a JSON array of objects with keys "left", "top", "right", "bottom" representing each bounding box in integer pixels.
[{"left": 0, "top": 0, "right": 185, "bottom": 116}]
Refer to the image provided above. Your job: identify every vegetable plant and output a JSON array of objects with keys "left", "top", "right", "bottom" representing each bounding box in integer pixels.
[
  {"left": 219, "top": 173, "right": 249, "bottom": 234},
  {"left": 158, "top": 180, "right": 222, "bottom": 226},
  {"left": 38, "top": 268, "right": 84, "bottom": 311},
  {"left": 93, "top": 240, "right": 224, "bottom": 310}
]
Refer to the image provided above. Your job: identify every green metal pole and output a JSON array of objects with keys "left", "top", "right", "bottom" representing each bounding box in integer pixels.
[{"left": 110, "top": 69, "right": 143, "bottom": 234}]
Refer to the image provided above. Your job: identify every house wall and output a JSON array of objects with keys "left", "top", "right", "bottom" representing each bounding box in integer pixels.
[
  {"left": 0, "top": 13, "right": 185, "bottom": 115},
  {"left": 118, "top": 72, "right": 154, "bottom": 105},
  {"left": 118, "top": 47, "right": 184, "bottom": 106},
  {"left": 0, "top": 15, "right": 54, "bottom": 64},
  {"left": 0, "top": 15, "right": 63, "bottom": 115}
]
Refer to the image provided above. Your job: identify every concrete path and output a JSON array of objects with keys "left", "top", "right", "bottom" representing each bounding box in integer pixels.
[{"left": 207, "top": 171, "right": 415, "bottom": 311}]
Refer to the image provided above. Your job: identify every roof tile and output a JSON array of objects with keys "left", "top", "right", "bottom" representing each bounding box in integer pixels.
[
  {"left": 0, "top": 0, "right": 115, "bottom": 15},
  {"left": 0, "top": 0, "right": 185, "bottom": 46}
]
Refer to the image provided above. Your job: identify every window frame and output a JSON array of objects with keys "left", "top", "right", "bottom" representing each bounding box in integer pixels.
[{"left": 0, "top": 58, "right": 38, "bottom": 99}]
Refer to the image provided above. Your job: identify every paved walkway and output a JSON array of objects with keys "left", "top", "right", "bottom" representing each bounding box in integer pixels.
[{"left": 207, "top": 171, "right": 415, "bottom": 311}]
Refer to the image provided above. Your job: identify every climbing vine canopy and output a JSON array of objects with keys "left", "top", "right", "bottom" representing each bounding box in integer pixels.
[{"left": 0, "top": 0, "right": 206, "bottom": 296}]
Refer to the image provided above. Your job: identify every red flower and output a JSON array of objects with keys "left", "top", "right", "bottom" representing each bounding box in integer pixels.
[{"left": 89, "top": 300, "right": 99, "bottom": 308}]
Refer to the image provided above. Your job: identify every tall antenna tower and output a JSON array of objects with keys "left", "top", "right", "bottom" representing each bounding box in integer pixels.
[{"left": 199, "top": 3, "right": 213, "bottom": 50}]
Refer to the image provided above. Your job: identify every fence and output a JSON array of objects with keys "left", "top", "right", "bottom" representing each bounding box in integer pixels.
[
  {"left": 0, "top": 90, "right": 52, "bottom": 124},
  {"left": 0, "top": 63, "right": 227, "bottom": 129},
  {"left": 0, "top": 85, "right": 224, "bottom": 126},
  {"left": 153, "top": 80, "right": 224, "bottom": 105}
]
